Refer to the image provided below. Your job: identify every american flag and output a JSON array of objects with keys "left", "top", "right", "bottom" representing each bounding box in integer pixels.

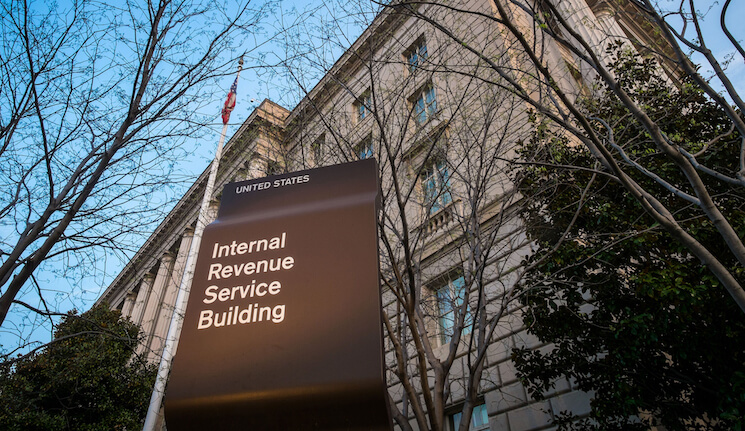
[{"left": 221, "top": 76, "right": 238, "bottom": 125}]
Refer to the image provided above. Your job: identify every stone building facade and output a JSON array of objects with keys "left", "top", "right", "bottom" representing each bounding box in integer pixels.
[{"left": 97, "top": 1, "right": 670, "bottom": 429}]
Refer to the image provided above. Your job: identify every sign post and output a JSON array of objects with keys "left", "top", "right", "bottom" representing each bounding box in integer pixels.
[{"left": 164, "top": 159, "right": 391, "bottom": 430}]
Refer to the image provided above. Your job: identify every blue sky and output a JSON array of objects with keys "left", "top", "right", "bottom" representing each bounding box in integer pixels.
[
  {"left": 0, "top": 0, "right": 373, "bottom": 355},
  {"left": 1, "top": 0, "right": 742, "bottom": 355},
  {"left": 674, "top": 0, "right": 745, "bottom": 102}
]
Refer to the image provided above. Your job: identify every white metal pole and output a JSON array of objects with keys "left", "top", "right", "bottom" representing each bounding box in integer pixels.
[{"left": 142, "top": 59, "right": 242, "bottom": 431}]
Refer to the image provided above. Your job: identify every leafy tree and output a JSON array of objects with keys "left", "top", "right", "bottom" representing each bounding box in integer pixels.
[
  {"left": 0, "top": 304, "right": 156, "bottom": 431},
  {"left": 512, "top": 48, "right": 745, "bottom": 431},
  {"left": 389, "top": 0, "right": 745, "bottom": 314}
]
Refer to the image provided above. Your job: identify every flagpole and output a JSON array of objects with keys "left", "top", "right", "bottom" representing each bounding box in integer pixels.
[{"left": 142, "top": 57, "right": 244, "bottom": 431}]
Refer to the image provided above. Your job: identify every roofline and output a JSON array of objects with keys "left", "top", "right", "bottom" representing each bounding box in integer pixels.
[
  {"left": 97, "top": 100, "right": 289, "bottom": 304},
  {"left": 284, "top": 4, "right": 415, "bottom": 128}
]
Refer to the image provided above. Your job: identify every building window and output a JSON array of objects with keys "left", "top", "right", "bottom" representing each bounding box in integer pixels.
[
  {"left": 312, "top": 134, "right": 324, "bottom": 164},
  {"left": 355, "top": 90, "right": 372, "bottom": 122},
  {"left": 436, "top": 274, "right": 470, "bottom": 344},
  {"left": 413, "top": 85, "right": 437, "bottom": 125},
  {"left": 422, "top": 157, "right": 452, "bottom": 214},
  {"left": 356, "top": 136, "right": 373, "bottom": 160},
  {"left": 451, "top": 403, "right": 489, "bottom": 431},
  {"left": 405, "top": 38, "right": 428, "bottom": 73}
]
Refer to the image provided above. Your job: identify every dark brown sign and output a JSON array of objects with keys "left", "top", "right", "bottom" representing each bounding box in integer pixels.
[{"left": 164, "top": 159, "right": 391, "bottom": 430}]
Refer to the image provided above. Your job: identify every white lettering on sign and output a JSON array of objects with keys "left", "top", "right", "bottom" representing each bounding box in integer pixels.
[
  {"left": 235, "top": 182, "right": 271, "bottom": 194},
  {"left": 206, "top": 257, "right": 295, "bottom": 280},
  {"left": 199, "top": 173, "right": 309, "bottom": 330},
  {"left": 198, "top": 232, "right": 294, "bottom": 330},
  {"left": 211, "top": 232, "right": 286, "bottom": 259},
  {"left": 235, "top": 174, "right": 310, "bottom": 195},
  {"left": 197, "top": 304, "right": 286, "bottom": 329},
  {"left": 202, "top": 280, "right": 282, "bottom": 304},
  {"left": 273, "top": 174, "right": 310, "bottom": 188}
]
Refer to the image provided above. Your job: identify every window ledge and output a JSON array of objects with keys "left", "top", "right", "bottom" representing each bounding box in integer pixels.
[{"left": 418, "top": 199, "right": 457, "bottom": 236}]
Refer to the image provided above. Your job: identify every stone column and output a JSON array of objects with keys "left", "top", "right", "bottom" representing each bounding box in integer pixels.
[
  {"left": 121, "top": 290, "right": 137, "bottom": 319},
  {"left": 591, "top": 4, "right": 633, "bottom": 61},
  {"left": 207, "top": 199, "right": 220, "bottom": 224},
  {"left": 235, "top": 162, "right": 249, "bottom": 182},
  {"left": 130, "top": 273, "right": 155, "bottom": 326},
  {"left": 248, "top": 155, "right": 265, "bottom": 179},
  {"left": 556, "top": 0, "right": 604, "bottom": 51},
  {"left": 138, "top": 251, "right": 175, "bottom": 359},
  {"left": 148, "top": 229, "right": 194, "bottom": 362}
]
